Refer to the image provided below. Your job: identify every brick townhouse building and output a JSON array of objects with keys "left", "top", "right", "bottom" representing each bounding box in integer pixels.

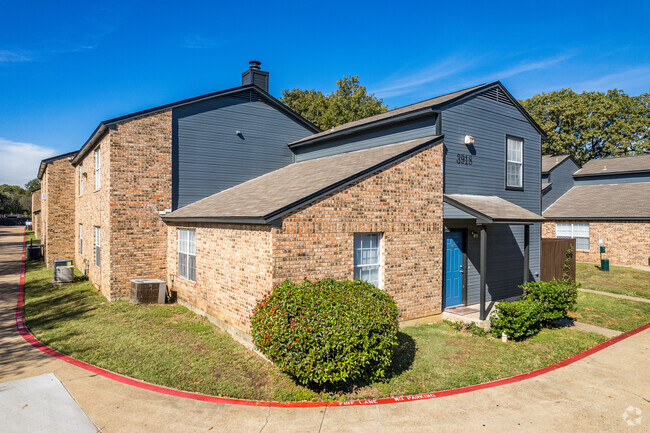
[
  {"left": 31, "top": 189, "right": 41, "bottom": 239},
  {"left": 542, "top": 153, "right": 650, "bottom": 267},
  {"left": 38, "top": 62, "right": 546, "bottom": 342}
]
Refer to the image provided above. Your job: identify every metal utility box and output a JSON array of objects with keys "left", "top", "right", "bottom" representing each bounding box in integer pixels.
[
  {"left": 130, "top": 279, "right": 166, "bottom": 304},
  {"left": 53, "top": 259, "right": 73, "bottom": 283},
  {"left": 55, "top": 266, "right": 74, "bottom": 283},
  {"left": 27, "top": 245, "right": 42, "bottom": 260}
]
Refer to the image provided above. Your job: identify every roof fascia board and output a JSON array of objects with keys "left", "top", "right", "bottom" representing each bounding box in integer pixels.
[
  {"left": 442, "top": 196, "right": 493, "bottom": 224},
  {"left": 543, "top": 216, "right": 650, "bottom": 221},
  {"left": 161, "top": 216, "right": 268, "bottom": 225},
  {"left": 38, "top": 150, "right": 79, "bottom": 179},
  {"left": 542, "top": 155, "right": 579, "bottom": 174},
  {"left": 288, "top": 109, "right": 437, "bottom": 149},
  {"left": 72, "top": 85, "right": 319, "bottom": 165},
  {"left": 573, "top": 169, "right": 650, "bottom": 178},
  {"left": 489, "top": 82, "right": 549, "bottom": 139},
  {"left": 265, "top": 136, "right": 445, "bottom": 223}
]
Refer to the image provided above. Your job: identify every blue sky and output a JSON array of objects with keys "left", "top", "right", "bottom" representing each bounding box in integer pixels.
[{"left": 1, "top": 0, "right": 649, "bottom": 185}]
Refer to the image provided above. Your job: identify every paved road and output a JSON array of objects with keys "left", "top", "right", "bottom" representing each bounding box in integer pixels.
[{"left": 1, "top": 226, "right": 648, "bottom": 432}]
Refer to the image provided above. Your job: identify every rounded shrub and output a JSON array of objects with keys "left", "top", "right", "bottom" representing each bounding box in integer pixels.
[
  {"left": 521, "top": 280, "right": 579, "bottom": 324},
  {"left": 490, "top": 299, "right": 542, "bottom": 340},
  {"left": 250, "top": 279, "right": 399, "bottom": 386}
]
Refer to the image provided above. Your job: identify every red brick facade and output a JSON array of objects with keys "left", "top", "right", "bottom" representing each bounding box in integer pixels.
[
  {"left": 74, "top": 110, "right": 172, "bottom": 300},
  {"left": 166, "top": 143, "right": 444, "bottom": 335},
  {"left": 542, "top": 221, "right": 650, "bottom": 267},
  {"left": 40, "top": 158, "right": 76, "bottom": 267}
]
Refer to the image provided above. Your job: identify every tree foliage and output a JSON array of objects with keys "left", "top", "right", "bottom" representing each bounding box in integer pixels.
[
  {"left": 521, "top": 89, "right": 650, "bottom": 164},
  {"left": 281, "top": 75, "right": 388, "bottom": 131},
  {"left": 24, "top": 178, "right": 41, "bottom": 193},
  {"left": 0, "top": 184, "right": 31, "bottom": 215}
]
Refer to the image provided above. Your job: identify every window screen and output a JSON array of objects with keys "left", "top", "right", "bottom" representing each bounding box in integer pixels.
[
  {"left": 178, "top": 229, "right": 196, "bottom": 281},
  {"left": 353, "top": 233, "right": 382, "bottom": 288},
  {"left": 556, "top": 223, "right": 590, "bottom": 251}
]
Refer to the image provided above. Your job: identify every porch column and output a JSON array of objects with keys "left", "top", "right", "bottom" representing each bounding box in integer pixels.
[
  {"left": 479, "top": 225, "right": 487, "bottom": 321},
  {"left": 523, "top": 224, "right": 530, "bottom": 283}
]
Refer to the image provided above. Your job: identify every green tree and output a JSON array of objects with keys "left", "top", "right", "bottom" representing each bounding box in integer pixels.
[
  {"left": 281, "top": 75, "right": 388, "bottom": 130},
  {"left": 0, "top": 184, "right": 31, "bottom": 215},
  {"left": 521, "top": 89, "right": 650, "bottom": 164},
  {"left": 24, "top": 178, "right": 41, "bottom": 193}
]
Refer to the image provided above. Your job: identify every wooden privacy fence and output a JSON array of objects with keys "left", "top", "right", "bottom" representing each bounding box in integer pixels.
[{"left": 541, "top": 238, "right": 576, "bottom": 282}]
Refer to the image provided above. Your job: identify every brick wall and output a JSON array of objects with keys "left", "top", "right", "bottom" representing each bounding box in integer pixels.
[
  {"left": 41, "top": 158, "right": 76, "bottom": 267},
  {"left": 74, "top": 110, "right": 172, "bottom": 300},
  {"left": 543, "top": 220, "right": 650, "bottom": 267},
  {"left": 75, "top": 133, "right": 112, "bottom": 295},
  {"left": 273, "top": 143, "right": 444, "bottom": 320},
  {"left": 166, "top": 223, "right": 273, "bottom": 334}
]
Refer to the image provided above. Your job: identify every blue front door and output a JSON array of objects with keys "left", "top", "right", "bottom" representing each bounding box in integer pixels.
[{"left": 444, "top": 232, "right": 463, "bottom": 307}]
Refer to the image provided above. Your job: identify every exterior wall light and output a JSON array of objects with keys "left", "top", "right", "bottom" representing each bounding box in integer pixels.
[{"left": 465, "top": 135, "right": 475, "bottom": 145}]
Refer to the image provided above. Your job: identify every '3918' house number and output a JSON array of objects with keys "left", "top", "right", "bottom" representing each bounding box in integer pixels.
[{"left": 456, "top": 154, "right": 472, "bottom": 165}]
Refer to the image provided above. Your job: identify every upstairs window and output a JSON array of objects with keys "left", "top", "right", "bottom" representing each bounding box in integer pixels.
[
  {"left": 556, "top": 223, "right": 590, "bottom": 251},
  {"left": 178, "top": 229, "right": 196, "bottom": 281},
  {"left": 353, "top": 233, "right": 382, "bottom": 288},
  {"left": 506, "top": 136, "right": 523, "bottom": 189},
  {"left": 94, "top": 148, "right": 101, "bottom": 190},
  {"left": 79, "top": 163, "right": 84, "bottom": 196}
]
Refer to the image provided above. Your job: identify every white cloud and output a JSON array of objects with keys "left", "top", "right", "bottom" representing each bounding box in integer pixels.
[
  {"left": 573, "top": 66, "right": 650, "bottom": 93},
  {"left": 0, "top": 138, "right": 56, "bottom": 186},
  {"left": 0, "top": 49, "right": 31, "bottom": 62},
  {"left": 478, "top": 54, "right": 571, "bottom": 82},
  {"left": 183, "top": 34, "right": 223, "bottom": 49}
]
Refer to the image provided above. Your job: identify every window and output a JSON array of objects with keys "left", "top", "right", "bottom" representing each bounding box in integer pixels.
[
  {"left": 79, "top": 224, "right": 83, "bottom": 255},
  {"left": 79, "top": 163, "right": 83, "bottom": 196},
  {"left": 94, "top": 148, "right": 101, "bottom": 190},
  {"left": 506, "top": 136, "right": 523, "bottom": 189},
  {"left": 95, "top": 226, "right": 101, "bottom": 267},
  {"left": 556, "top": 223, "right": 590, "bottom": 251},
  {"left": 178, "top": 229, "right": 196, "bottom": 281},
  {"left": 353, "top": 233, "right": 382, "bottom": 288}
]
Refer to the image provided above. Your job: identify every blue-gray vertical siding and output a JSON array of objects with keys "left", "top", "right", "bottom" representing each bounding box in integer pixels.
[
  {"left": 292, "top": 116, "right": 438, "bottom": 162},
  {"left": 172, "top": 92, "right": 315, "bottom": 209},
  {"left": 441, "top": 93, "right": 542, "bottom": 303},
  {"left": 542, "top": 158, "right": 579, "bottom": 210},
  {"left": 573, "top": 172, "right": 650, "bottom": 185}
]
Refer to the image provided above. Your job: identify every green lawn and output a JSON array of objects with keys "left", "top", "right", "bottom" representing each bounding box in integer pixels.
[
  {"left": 24, "top": 260, "right": 607, "bottom": 402},
  {"left": 570, "top": 291, "right": 650, "bottom": 332},
  {"left": 576, "top": 262, "right": 650, "bottom": 300},
  {"left": 26, "top": 230, "right": 40, "bottom": 245}
]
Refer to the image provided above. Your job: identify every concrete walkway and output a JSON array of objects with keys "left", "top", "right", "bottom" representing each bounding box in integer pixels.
[
  {"left": 1, "top": 226, "right": 649, "bottom": 432},
  {"left": 554, "top": 318, "right": 623, "bottom": 338},
  {"left": 579, "top": 288, "right": 650, "bottom": 304}
]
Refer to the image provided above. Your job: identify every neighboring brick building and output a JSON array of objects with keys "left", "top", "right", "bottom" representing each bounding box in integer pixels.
[
  {"left": 37, "top": 151, "right": 77, "bottom": 267},
  {"left": 31, "top": 189, "right": 41, "bottom": 239},
  {"left": 542, "top": 154, "right": 650, "bottom": 267}
]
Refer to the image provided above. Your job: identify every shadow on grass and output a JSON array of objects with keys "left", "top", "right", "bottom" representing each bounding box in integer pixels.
[{"left": 298, "top": 331, "right": 417, "bottom": 396}]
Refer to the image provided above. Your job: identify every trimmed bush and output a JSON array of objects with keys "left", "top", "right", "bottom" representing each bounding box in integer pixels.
[
  {"left": 522, "top": 280, "right": 579, "bottom": 325},
  {"left": 490, "top": 299, "right": 542, "bottom": 340},
  {"left": 251, "top": 279, "right": 399, "bottom": 386}
]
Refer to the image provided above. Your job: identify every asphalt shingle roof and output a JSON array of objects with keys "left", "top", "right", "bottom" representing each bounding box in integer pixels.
[
  {"left": 444, "top": 194, "right": 544, "bottom": 224},
  {"left": 542, "top": 155, "right": 571, "bottom": 173},
  {"left": 543, "top": 182, "right": 650, "bottom": 219},
  {"left": 574, "top": 154, "right": 650, "bottom": 177},
  {"left": 164, "top": 135, "right": 442, "bottom": 223}
]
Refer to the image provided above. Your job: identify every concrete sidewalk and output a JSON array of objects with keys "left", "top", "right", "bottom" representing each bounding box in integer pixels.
[{"left": 1, "top": 226, "right": 648, "bottom": 432}]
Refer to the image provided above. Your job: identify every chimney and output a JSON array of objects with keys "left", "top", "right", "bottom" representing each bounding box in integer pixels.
[{"left": 241, "top": 60, "right": 269, "bottom": 93}]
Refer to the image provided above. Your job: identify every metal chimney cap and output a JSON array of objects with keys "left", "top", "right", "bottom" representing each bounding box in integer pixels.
[{"left": 249, "top": 60, "right": 261, "bottom": 69}]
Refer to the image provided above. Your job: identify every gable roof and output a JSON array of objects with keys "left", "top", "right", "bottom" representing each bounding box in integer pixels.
[
  {"left": 289, "top": 81, "right": 547, "bottom": 149},
  {"left": 543, "top": 182, "right": 650, "bottom": 220},
  {"left": 163, "top": 135, "right": 443, "bottom": 224},
  {"left": 542, "top": 154, "right": 579, "bottom": 174},
  {"left": 70, "top": 84, "right": 320, "bottom": 165},
  {"left": 573, "top": 154, "right": 650, "bottom": 177},
  {"left": 37, "top": 150, "right": 78, "bottom": 179}
]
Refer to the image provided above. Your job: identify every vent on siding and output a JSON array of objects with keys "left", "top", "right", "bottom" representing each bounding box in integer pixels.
[
  {"left": 480, "top": 86, "right": 515, "bottom": 107},
  {"left": 230, "top": 90, "right": 262, "bottom": 102}
]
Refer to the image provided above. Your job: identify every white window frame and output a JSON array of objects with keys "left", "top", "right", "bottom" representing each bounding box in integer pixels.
[
  {"left": 178, "top": 229, "right": 196, "bottom": 282},
  {"left": 79, "top": 224, "right": 83, "bottom": 255},
  {"left": 95, "top": 226, "right": 101, "bottom": 267},
  {"left": 556, "top": 223, "right": 590, "bottom": 251},
  {"left": 353, "top": 233, "right": 383, "bottom": 289},
  {"left": 94, "top": 148, "right": 101, "bottom": 190},
  {"left": 506, "top": 136, "right": 523, "bottom": 189},
  {"left": 79, "top": 163, "right": 84, "bottom": 196}
]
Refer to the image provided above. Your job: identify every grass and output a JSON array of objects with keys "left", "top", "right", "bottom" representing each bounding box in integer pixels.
[
  {"left": 24, "top": 260, "right": 608, "bottom": 402},
  {"left": 25, "top": 230, "right": 40, "bottom": 245},
  {"left": 576, "top": 262, "right": 650, "bottom": 300},
  {"left": 569, "top": 291, "right": 650, "bottom": 332}
]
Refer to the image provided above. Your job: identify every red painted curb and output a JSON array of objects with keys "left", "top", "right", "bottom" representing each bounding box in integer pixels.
[{"left": 15, "top": 228, "right": 650, "bottom": 408}]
